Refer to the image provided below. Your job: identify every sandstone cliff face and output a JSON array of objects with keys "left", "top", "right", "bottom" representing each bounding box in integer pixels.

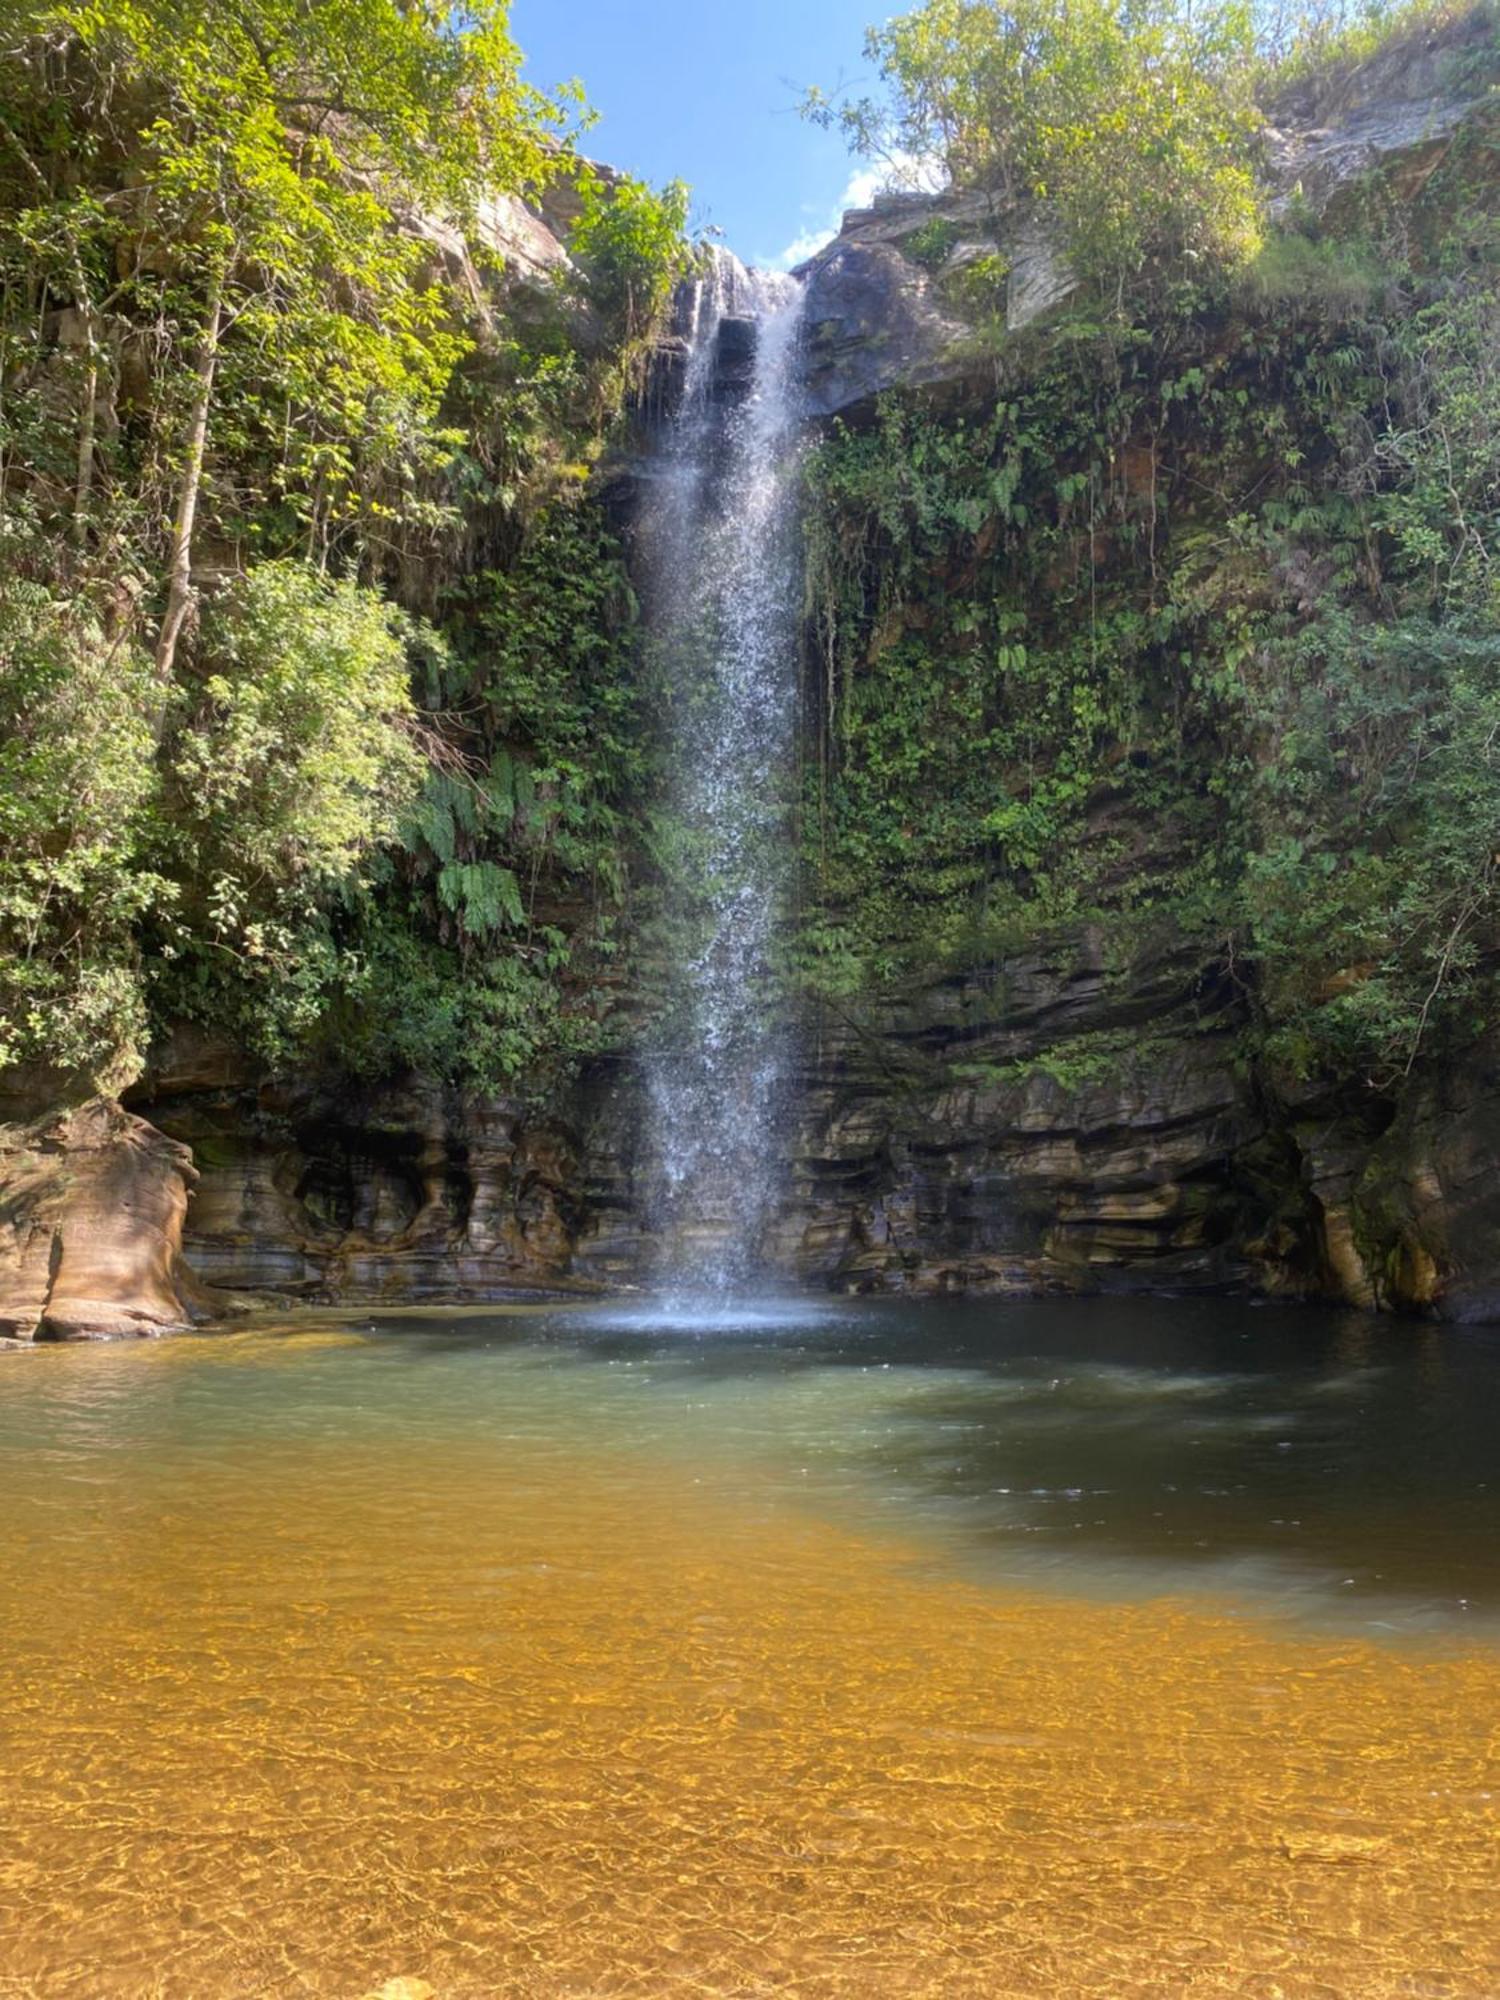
[
  {"left": 561, "top": 929, "right": 1450, "bottom": 1313},
  {"left": 1316, "top": 1032, "right": 1500, "bottom": 1323},
  {"left": 567, "top": 936, "right": 1274, "bottom": 1297},
  {"left": 127, "top": 1035, "right": 590, "bottom": 1303},
  {"left": 113, "top": 923, "right": 1498, "bottom": 1321},
  {"left": 0, "top": 1100, "right": 208, "bottom": 1340}
]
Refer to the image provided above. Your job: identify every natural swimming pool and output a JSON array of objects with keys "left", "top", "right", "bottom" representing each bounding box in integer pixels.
[{"left": 1, "top": 1294, "right": 1496, "bottom": 1996}]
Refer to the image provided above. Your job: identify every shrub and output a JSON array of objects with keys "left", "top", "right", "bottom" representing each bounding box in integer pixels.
[
  {"left": 153, "top": 560, "right": 425, "bottom": 1056},
  {"left": 0, "top": 585, "right": 164, "bottom": 1084}
]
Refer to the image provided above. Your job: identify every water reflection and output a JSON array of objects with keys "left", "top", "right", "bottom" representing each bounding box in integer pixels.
[
  {"left": 502, "top": 1293, "right": 1499, "bottom": 1629},
  {"left": 8, "top": 1293, "right": 1493, "bottom": 1629}
]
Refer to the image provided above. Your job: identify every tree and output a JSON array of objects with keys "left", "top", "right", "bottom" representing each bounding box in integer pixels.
[
  {"left": 3, "top": 0, "right": 577, "bottom": 670},
  {"left": 0, "top": 583, "right": 166, "bottom": 1083},
  {"left": 151, "top": 560, "right": 426, "bottom": 1055},
  {"left": 0, "top": 0, "right": 690, "bottom": 1094},
  {"left": 569, "top": 168, "right": 691, "bottom": 347},
  {"left": 808, "top": 0, "right": 1264, "bottom": 296}
]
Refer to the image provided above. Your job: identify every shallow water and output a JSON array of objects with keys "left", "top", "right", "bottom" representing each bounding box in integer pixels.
[{"left": 0, "top": 1295, "right": 1497, "bottom": 1997}]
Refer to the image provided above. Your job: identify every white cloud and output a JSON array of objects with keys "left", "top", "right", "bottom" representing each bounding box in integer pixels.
[
  {"left": 772, "top": 221, "right": 841, "bottom": 270},
  {"left": 764, "top": 154, "right": 943, "bottom": 272}
]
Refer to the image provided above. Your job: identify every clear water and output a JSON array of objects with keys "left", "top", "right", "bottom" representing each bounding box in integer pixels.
[
  {"left": 640, "top": 252, "right": 807, "bottom": 1295},
  {"left": 1, "top": 1297, "right": 1497, "bottom": 1997}
]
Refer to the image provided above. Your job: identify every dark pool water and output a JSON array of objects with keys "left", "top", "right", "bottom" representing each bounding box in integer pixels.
[
  {"left": 328, "top": 1291, "right": 1500, "bottom": 1633},
  {"left": 8, "top": 1289, "right": 1493, "bottom": 1631}
]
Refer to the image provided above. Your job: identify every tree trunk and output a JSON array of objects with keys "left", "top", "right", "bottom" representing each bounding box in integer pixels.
[
  {"left": 73, "top": 335, "right": 98, "bottom": 538},
  {"left": 156, "top": 263, "right": 225, "bottom": 678}
]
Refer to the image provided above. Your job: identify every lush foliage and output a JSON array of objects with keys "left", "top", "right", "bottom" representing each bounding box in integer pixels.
[
  {"left": 797, "top": 118, "right": 1500, "bottom": 1089},
  {"left": 807, "top": 0, "right": 1265, "bottom": 294},
  {"left": 0, "top": 582, "right": 163, "bottom": 1082},
  {"left": 808, "top": 0, "right": 1490, "bottom": 302},
  {"left": 332, "top": 502, "right": 651, "bottom": 1089},
  {"left": 1256, "top": 0, "right": 1481, "bottom": 73},
  {"left": 0, "top": 0, "right": 684, "bottom": 1094},
  {"left": 570, "top": 169, "right": 692, "bottom": 345},
  {"left": 148, "top": 563, "right": 426, "bottom": 1059}
]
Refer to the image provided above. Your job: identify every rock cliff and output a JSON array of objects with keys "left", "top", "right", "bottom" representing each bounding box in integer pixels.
[
  {"left": 5, "top": 16, "right": 1500, "bottom": 1334},
  {"left": 797, "top": 5, "right": 1500, "bottom": 420},
  {"left": 98, "top": 936, "right": 1498, "bottom": 1320},
  {"left": 130, "top": 1033, "right": 588, "bottom": 1303}
]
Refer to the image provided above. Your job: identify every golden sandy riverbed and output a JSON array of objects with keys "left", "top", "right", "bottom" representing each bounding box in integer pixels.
[{"left": 0, "top": 1321, "right": 1495, "bottom": 1998}]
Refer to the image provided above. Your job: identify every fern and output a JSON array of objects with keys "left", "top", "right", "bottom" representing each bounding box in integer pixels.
[{"left": 437, "top": 860, "right": 525, "bottom": 934}]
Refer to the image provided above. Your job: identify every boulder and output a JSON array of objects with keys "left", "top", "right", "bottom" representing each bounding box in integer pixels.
[
  {"left": 0, "top": 1099, "right": 211, "bottom": 1340},
  {"left": 798, "top": 235, "right": 974, "bottom": 421}
]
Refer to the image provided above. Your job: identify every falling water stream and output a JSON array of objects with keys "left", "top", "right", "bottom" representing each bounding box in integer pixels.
[{"left": 642, "top": 252, "right": 807, "bottom": 1294}]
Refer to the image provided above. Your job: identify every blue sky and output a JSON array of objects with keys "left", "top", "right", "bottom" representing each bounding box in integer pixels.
[{"left": 510, "top": 0, "right": 892, "bottom": 269}]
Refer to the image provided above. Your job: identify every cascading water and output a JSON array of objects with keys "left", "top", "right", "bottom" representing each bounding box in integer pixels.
[{"left": 640, "top": 251, "right": 807, "bottom": 1297}]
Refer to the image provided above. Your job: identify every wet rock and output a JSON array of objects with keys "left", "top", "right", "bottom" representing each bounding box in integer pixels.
[
  {"left": 546, "top": 925, "right": 1284, "bottom": 1300},
  {"left": 1277, "top": 1830, "right": 1389, "bottom": 1865},
  {"left": 133, "top": 1072, "right": 595, "bottom": 1304},
  {"left": 1350, "top": 1028, "right": 1500, "bottom": 1320},
  {"left": 71, "top": 957, "right": 1500, "bottom": 1318},
  {"left": 784, "top": 1000, "right": 1265, "bottom": 1297}
]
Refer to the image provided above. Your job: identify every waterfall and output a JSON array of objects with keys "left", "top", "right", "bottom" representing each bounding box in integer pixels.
[{"left": 641, "top": 250, "right": 807, "bottom": 1296}]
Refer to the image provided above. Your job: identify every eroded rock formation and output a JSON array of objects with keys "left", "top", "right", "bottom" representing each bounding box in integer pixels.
[
  {"left": 103, "top": 933, "right": 1500, "bottom": 1321},
  {"left": 0, "top": 1099, "right": 211, "bottom": 1340},
  {"left": 126, "top": 1032, "right": 591, "bottom": 1303}
]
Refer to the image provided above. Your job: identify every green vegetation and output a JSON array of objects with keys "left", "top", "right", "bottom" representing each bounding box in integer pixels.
[
  {"left": 148, "top": 563, "right": 426, "bottom": 1063},
  {"left": 1257, "top": 0, "right": 1480, "bottom": 74},
  {"left": 796, "top": 93, "right": 1500, "bottom": 1089},
  {"left": 807, "top": 0, "right": 1483, "bottom": 304},
  {"left": 0, "top": 587, "right": 162, "bottom": 1082},
  {"left": 0, "top": 0, "right": 687, "bottom": 1094},
  {"left": 336, "top": 503, "right": 652, "bottom": 1088},
  {"left": 3, "top": 0, "right": 1498, "bottom": 1144},
  {"left": 807, "top": 0, "right": 1265, "bottom": 297}
]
